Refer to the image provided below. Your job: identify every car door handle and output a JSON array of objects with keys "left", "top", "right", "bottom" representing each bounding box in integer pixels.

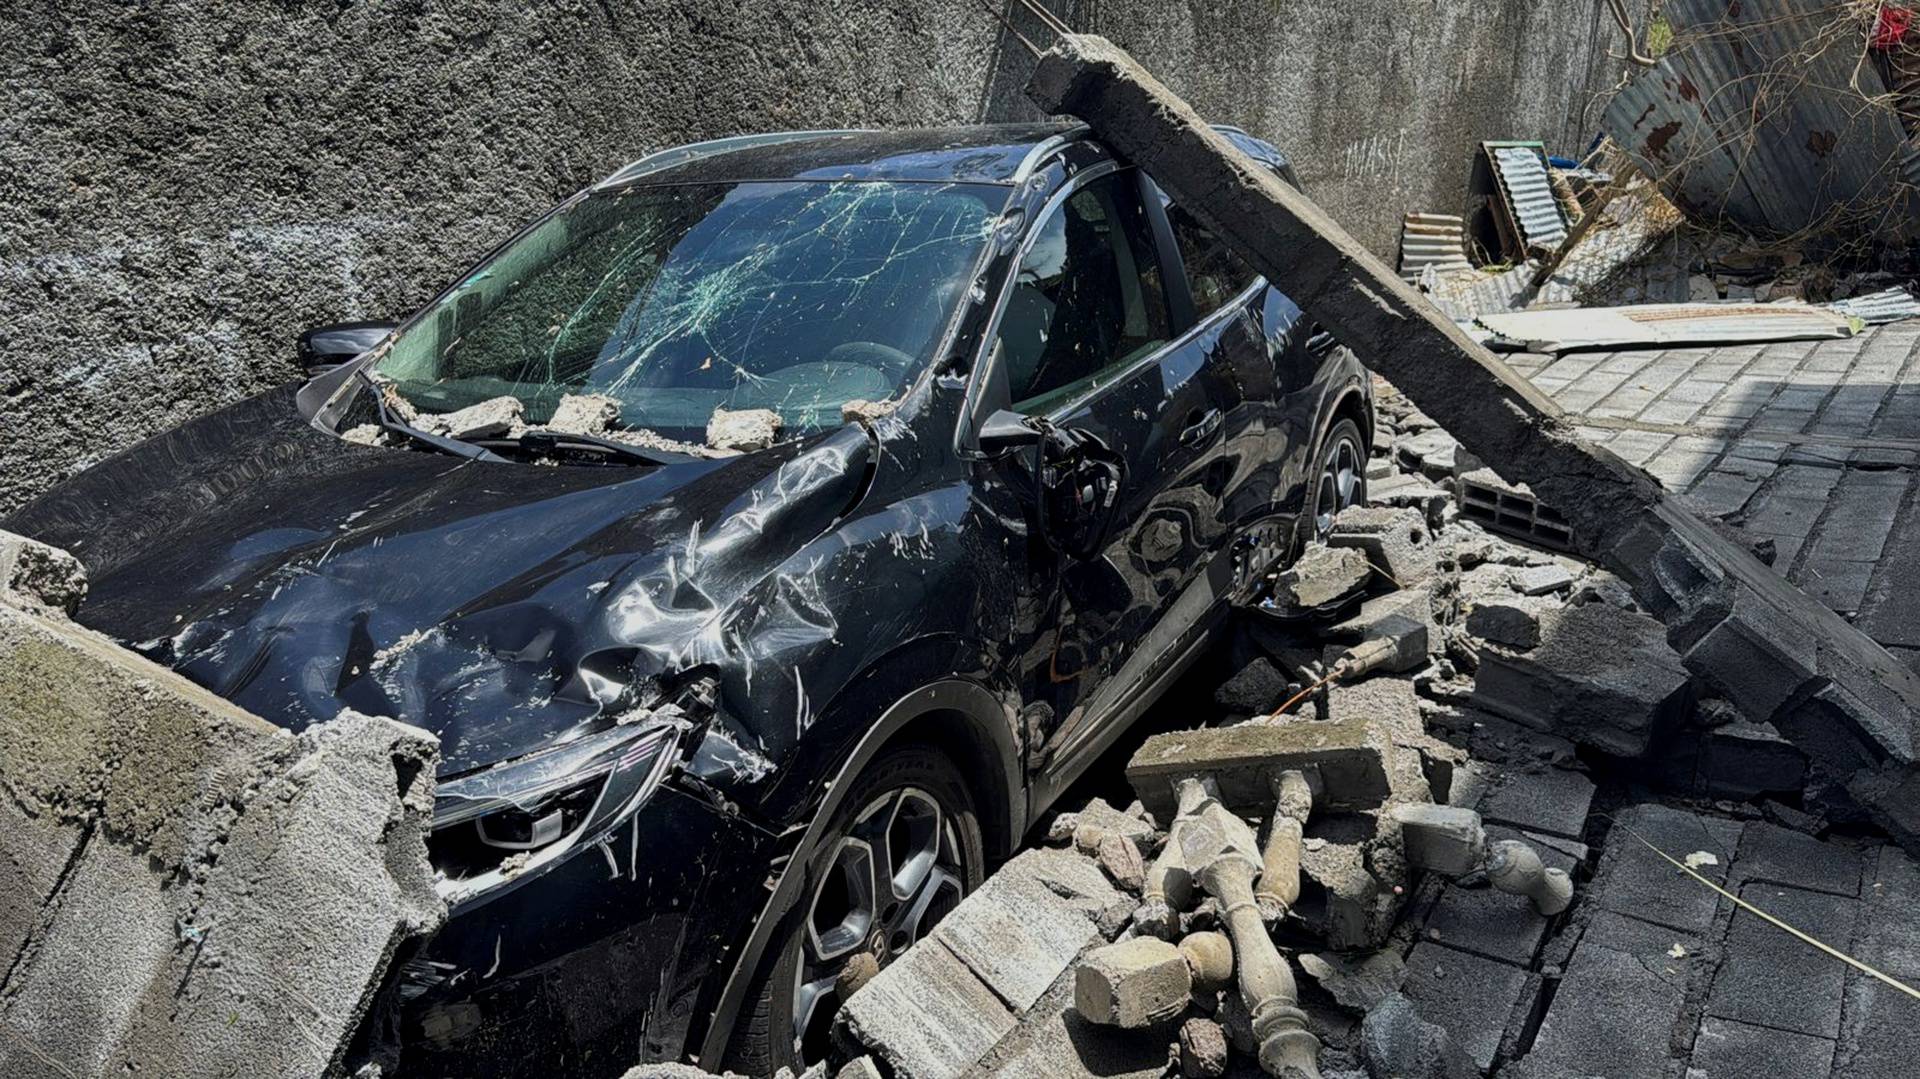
[{"left": 1179, "top": 407, "right": 1222, "bottom": 446}]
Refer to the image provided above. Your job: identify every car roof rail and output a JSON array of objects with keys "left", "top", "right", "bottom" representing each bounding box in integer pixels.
[{"left": 593, "top": 130, "right": 862, "bottom": 190}]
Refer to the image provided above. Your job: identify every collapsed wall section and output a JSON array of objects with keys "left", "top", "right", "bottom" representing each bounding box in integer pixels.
[
  {"left": 1023, "top": 34, "right": 1920, "bottom": 853},
  {"left": 0, "top": 531, "right": 443, "bottom": 1079}
]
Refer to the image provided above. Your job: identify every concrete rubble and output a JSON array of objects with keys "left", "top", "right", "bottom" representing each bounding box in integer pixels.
[{"left": 0, "top": 530, "right": 444, "bottom": 1079}]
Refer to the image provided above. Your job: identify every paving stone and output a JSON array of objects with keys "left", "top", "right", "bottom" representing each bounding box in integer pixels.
[
  {"left": 1475, "top": 766, "right": 1595, "bottom": 839},
  {"left": 1704, "top": 883, "right": 1857, "bottom": 1039},
  {"left": 1577, "top": 910, "right": 1701, "bottom": 990},
  {"left": 1589, "top": 804, "right": 1740, "bottom": 936},
  {"left": 1796, "top": 557, "right": 1877, "bottom": 613},
  {"left": 1730, "top": 820, "right": 1863, "bottom": 898},
  {"left": 839, "top": 936, "right": 1016, "bottom": 1078},
  {"left": 1399, "top": 941, "right": 1532, "bottom": 1074},
  {"left": 1687, "top": 1016, "right": 1835, "bottom": 1079},
  {"left": 1525, "top": 941, "right": 1684, "bottom": 1078},
  {"left": 1422, "top": 826, "right": 1578, "bottom": 966},
  {"left": 1836, "top": 848, "right": 1920, "bottom": 1079}
]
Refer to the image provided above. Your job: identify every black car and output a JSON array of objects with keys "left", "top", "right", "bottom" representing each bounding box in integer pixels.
[{"left": 6, "top": 122, "right": 1371, "bottom": 1076}]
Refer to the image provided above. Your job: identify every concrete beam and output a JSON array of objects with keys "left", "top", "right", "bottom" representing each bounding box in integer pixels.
[{"left": 1025, "top": 35, "right": 1920, "bottom": 851}]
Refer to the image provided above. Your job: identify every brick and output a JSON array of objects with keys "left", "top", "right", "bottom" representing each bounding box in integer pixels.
[
  {"left": 1400, "top": 941, "right": 1532, "bottom": 1074},
  {"left": 1706, "top": 883, "right": 1856, "bottom": 1038},
  {"left": 1589, "top": 804, "right": 1740, "bottom": 936},
  {"left": 1688, "top": 1017, "right": 1835, "bottom": 1078},
  {"left": 1730, "top": 821, "right": 1863, "bottom": 898}
]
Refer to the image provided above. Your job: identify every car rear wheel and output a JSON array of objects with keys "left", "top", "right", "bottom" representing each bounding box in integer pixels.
[
  {"left": 725, "top": 745, "right": 985, "bottom": 1074},
  {"left": 1310, "top": 417, "right": 1368, "bottom": 540}
]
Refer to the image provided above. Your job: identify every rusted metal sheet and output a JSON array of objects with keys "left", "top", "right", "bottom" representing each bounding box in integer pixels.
[{"left": 1601, "top": 0, "right": 1916, "bottom": 242}]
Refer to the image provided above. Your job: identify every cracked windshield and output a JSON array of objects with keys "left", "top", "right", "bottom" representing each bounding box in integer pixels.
[{"left": 374, "top": 178, "right": 1008, "bottom": 443}]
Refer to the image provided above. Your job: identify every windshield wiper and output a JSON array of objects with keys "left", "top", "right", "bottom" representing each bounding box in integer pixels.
[
  {"left": 468, "top": 430, "right": 696, "bottom": 467},
  {"left": 354, "top": 373, "right": 507, "bottom": 462}
]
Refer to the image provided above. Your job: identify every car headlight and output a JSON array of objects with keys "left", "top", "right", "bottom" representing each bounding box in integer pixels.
[{"left": 429, "top": 720, "right": 681, "bottom": 909}]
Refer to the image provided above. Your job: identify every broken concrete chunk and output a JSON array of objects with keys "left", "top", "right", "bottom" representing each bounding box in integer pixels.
[
  {"left": 1095, "top": 832, "right": 1146, "bottom": 892},
  {"left": 1178, "top": 1015, "right": 1230, "bottom": 1077},
  {"left": 1393, "top": 804, "right": 1488, "bottom": 876},
  {"left": 1359, "top": 992, "right": 1478, "bottom": 1079},
  {"left": 1696, "top": 720, "right": 1808, "bottom": 800},
  {"left": 429, "top": 395, "right": 525, "bottom": 439},
  {"left": 835, "top": 1058, "right": 884, "bottom": 1079},
  {"left": 1055, "top": 796, "right": 1160, "bottom": 858},
  {"left": 1369, "top": 472, "right": 1452, "bottom": 525},
  {"left": 1328, "top": 588, "right": 1436, "bottom": 673},
  {"left": 1328, "top": 505, "right": 1436, "bottom": 587},
  {"left": 1464, "top": 594, "right": 1559, "bottom": 649},
  {"left": 1472, "top": 604, "right": 1692, "bottom": 758},
  {"left": 0, "top": 528, "right": 87, "bottom": 616},
  {"left": 1272, "top": 544, "right": 1373, "bottom": 609},
  {"left": 1510, "top": 563, "right": 1576, "bottom": 596},
  {"left": 1214, "top": 654, "right": 1293, "bottom": 715},
  {"left": 840, "top": 398, "right": 897, "bottom": 424},
  {"left": 706, "top": 406, "right": 782, "bottom": 451},
  {"left": 1074, "top": 937, "right": 1192, "bottom": 1028},
  {"left": 1299, "top": 949, "right": 1407, "bottom": 1012},
  {"left": 340, "top": 422, "right": 387, "bottom": 446},
  {"left": 546, "top": 392, "right": 622, "bottom": 436}
]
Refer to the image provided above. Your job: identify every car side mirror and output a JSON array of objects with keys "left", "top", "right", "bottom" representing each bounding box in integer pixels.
[
  {"left": 297, "top": 321, "right": 397, "bottom": 375},
  {"left": 976, "top": 409, "right": 1044, "bottom": 457}
]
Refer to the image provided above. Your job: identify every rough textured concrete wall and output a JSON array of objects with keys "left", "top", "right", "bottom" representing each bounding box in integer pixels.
[
  {"left": 0, "top": 0, "right": 1629, "bottom": 514},
  {"left": 0, "top": 531, "right": 444, "bottom": 1078}
]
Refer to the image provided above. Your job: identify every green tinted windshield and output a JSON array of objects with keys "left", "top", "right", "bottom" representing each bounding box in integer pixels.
[{"left": 375, "top": 179, "right": 1006, "bottom": 438}]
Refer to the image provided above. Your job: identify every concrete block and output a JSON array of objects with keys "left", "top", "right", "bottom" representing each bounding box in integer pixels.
[
  {"left": 1328, "top": 588, "right": 1437, "bottom": 671},
  {"left": 1328, "top": 506, "right": 1436, "bottom": 587},
  {"left": 1213, "top": 655, "right": 1291, "bottom": 715},
  {"left": 1074, "top": 937, "right": 1191, "bottom": 1028},
  {"left": 1177, "top": 1016, "right": 1228, "bottom": 1078},
  {"left": 1393, "top": 804, "right": 1486, "bottom": 876},
  {"left": 839, "top": 936, "right": 1016, "bottom": 1078},
  {"left": 1471, "top": 605, "right": 1692, "bottom": 758},
  {"left": 1463, "top": 594, "right": 1558, "bottom": 649},
  {"left": 1273, "top": 544, "right": 1373, "bottom": 609},
  {"left": 1689, "top": 1017, "right": 1835, "bottom": 1077}
]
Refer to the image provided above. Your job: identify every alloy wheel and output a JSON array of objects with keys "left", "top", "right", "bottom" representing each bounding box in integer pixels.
[
  {"left": 791, "top": 787, "right": 965, "bottom": 1060},
  {"left": 1314, "top": 433, "right": 1364, "bottom": 538}
]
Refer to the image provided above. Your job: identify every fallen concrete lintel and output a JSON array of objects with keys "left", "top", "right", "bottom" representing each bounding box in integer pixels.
[{"left": 1024, "top": 35, "right": 1920, "bottom": 851}]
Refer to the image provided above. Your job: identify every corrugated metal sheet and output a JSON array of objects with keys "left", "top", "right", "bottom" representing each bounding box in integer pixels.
[
  {"left": 1488, "top": 145, "right": 1570, "bottom": 251},
  {"left": 1478, "top": 303, "right": 1857, "bottom": 353},
  {"left": 1829, "top": 288, "right": 1920, "bottom": 325},
  {"left": 1600, "top": 0, "right": 1916, "bottom": 242},
  {"left": 1399, "top": 212, "right": 1472, "bottom": 283}
]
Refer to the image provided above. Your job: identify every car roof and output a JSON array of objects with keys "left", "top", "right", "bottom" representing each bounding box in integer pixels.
[
  {"left": 596, "top": 122, "right": 1090, "bottom": 188},
  {"left": 594, "top": 122, "right": 1297, "bottom": 191}
]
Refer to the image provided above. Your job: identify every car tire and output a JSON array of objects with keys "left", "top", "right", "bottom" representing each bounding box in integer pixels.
[
  {"left": 724, "top": 744, "right": 986, "bottom": 1074},
  {"left": 1308, "top": 417, "right": 1368, "bottom": 541}
]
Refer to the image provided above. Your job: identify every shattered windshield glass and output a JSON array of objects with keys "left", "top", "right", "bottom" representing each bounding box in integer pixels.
[{"left": 373, "top": 179, "right": 1007, "bottom": 443}]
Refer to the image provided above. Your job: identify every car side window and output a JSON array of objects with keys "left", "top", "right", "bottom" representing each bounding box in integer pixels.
[
  {"left": 997, "top": 172, "right": 1171, "bottom": 414},
  {"left": 1164, "top": 202, "right": 1260, "bottom": 315}
]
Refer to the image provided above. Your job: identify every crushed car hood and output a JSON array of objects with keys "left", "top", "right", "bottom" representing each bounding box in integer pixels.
[{"left": 63, "top": 419, "right": 875, "bottom": 777}]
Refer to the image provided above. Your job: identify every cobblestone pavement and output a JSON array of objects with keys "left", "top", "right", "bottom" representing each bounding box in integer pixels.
[{"left": 1505, "top": 321, "right": 1920, "bottom": 673}]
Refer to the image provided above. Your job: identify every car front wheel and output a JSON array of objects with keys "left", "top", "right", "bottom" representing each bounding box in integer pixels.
[
  {"left": 726, "top": 745, "right": 985, "bottom": 1073},
  {"left": 1310, "top": 417, "right": 1368, "bottom": 540}
]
